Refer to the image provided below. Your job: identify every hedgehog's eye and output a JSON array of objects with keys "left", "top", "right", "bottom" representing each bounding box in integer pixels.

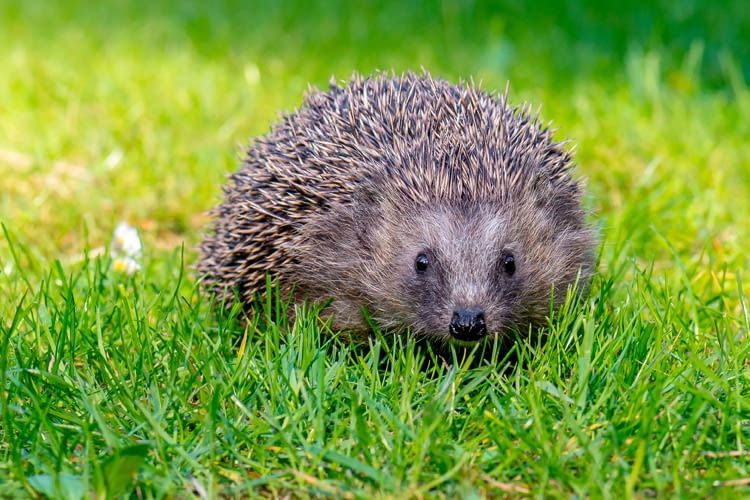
[
  {"left": 415, "top": 253, "right": 430, "bottom": 273},
  {"left": 502, "top": 253, "right": 516, "bottom": 275}
]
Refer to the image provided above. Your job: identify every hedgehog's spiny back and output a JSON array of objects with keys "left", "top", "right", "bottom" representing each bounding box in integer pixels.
[{"left": 198, "top": 72, "right": 579, "bottom": 304}]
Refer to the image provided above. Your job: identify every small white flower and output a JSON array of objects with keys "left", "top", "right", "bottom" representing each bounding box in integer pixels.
[
  {"left": 104, "top": 149, "right": 124, "bottom": 170},
  {"left": 111, "top": 222, "right": 142, "bottom": 258},
  {"left": 110, "top": 222, "right": 142, "bottom": 275},
  {"left": 112, "top": 256, "right": 141, "bottom": 276}
]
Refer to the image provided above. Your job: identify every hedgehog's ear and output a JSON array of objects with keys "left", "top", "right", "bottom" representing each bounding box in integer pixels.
[
  {"left": 529, "top": 174, "right": 586, "bottom": 230},
  {"left": 301, "top": 195, "right": 383, "bottom": 256},
  {"left": 350, "top": 198, "right": 385, "bottom": 253},
  {"left": 358, "top": 182, "right": 380, "bottom": 202},
  {"left": 308, "top": 182, "right": 387, "bottom": 255}
]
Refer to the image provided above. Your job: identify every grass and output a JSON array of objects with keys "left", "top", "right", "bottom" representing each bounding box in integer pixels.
[{"left": 1, "top": 0, "right": 749, "bottom": 497}]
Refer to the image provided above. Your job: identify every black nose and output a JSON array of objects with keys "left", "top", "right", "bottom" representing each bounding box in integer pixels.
[{"left": 449, "top": 309, "right": 487, "bottom": 341}]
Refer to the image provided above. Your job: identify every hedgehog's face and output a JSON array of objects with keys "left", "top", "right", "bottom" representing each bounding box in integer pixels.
[{"left": 367, "top": 201, "right": 593, "bottom": 344}]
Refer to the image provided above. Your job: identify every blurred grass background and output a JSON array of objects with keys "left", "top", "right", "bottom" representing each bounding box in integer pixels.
[
  {"left": 1, "top": 0, "right": 750, "bottom": 496},
  {"left": 1, "top": 0, "right": 748, "bottom": 273}
]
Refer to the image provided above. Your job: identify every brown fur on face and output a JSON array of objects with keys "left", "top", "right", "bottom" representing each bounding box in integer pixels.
[{"left": 198, "top": 72, "right": 596, "bottom": 344}]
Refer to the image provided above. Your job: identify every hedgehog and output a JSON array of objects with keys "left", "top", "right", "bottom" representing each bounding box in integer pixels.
[{"left": 198, "top": 72, "right": 595, "bottom": 346}]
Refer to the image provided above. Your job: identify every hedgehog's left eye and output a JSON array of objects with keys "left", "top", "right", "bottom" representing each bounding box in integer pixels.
[{"left": 415, "top": 253, "right": 430, "bottom": 273}]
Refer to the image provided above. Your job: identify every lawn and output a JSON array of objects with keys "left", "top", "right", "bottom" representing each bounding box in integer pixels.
[{"left": 1, "top": 0, "right": 749, "bottom": 497}]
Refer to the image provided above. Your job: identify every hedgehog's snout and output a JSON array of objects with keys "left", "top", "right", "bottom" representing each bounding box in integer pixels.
[{"left": 449, "top": 308, "right": 487, "bottom": 342}]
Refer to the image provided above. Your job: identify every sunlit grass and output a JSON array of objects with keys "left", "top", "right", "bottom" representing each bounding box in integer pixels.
[{"left": 1, "top": 0, "right": 749, "bottom": 496}]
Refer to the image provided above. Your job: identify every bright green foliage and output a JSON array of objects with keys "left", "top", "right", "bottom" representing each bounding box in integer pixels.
[{"left": 1, "top": 1, "right": 749, "bottom": 497}]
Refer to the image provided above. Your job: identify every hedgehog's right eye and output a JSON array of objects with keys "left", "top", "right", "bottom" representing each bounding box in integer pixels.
[
  {"left": 415, "top": 253, "right": 430, "bottom": 273},
  {"left": 502, "top": 253, "right": 516, "bottom": 275}
]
